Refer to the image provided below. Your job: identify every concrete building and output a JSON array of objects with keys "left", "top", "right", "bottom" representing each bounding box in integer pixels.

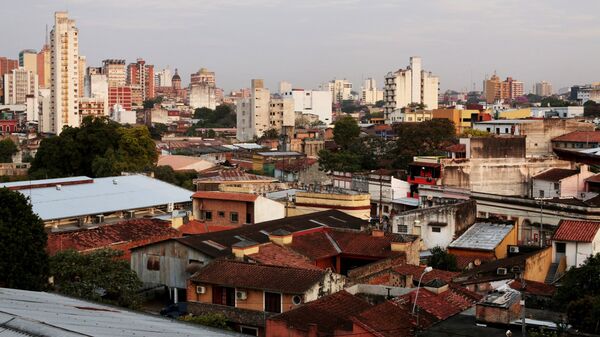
[
  {"left": 384, "top": 57, "right": 439, "bottom": 123},
  {"left": 531, "top": 166, "right": 593, "bottom": 199},
  {"left": 432, "top": 108, "right": 481, "bottom": 134},
  {"left": 37, "top": 44, "right": 51, "bottom": 88},
  {"left": 282, "top": 88, "right": 332, "bottom": 124},
  {"left": 77, "top": 55, "right": 86, "bottom": 98},
  {"left": 552, "top": 220, "right": 600, "bottom": 269},
  {"left": 278, "top": 81, "right": 292, "bottom": 94},
  {"left": 108, "top": 86, "right": 132, "bottom": 112},
  {"left": 102, "top": 59, "right": 126, "bottom": 87},
  {"left": 361, "top": 78, "right": 383, "bottom": 105},
  {"left": 84, "top": 69, "right": 109, "bottom": 116},
  {"left": 18, "top": 49, "right": 37, "bottom": 75},
  {"left": 237, "top": 79, "right": 270, "bottom": 141},
  {"left": 127, "top": 58, "right": 155, "bottom": 101},
  {"left": 155, "top": 67, "right": 172, "bottom": 87},
  {"left": 78, "top": 97, "right": 107, "bottom": 122},
  {"left": 268, "top": 95, "right": 294, "bottom": 132},
  {"left": 448, "top": 222, "right": 517, "bottom": 260},
  {"left": 534, "top": 81, "right": 552, "bottom": 97},
  {"left": 484, "top": 74, "right": 524, "bottom": 103},
  {"left": 38, "top": 88, "right": 51, "bottom": 132},
  {"left": 192, "top": 191, "right": 285, "bottom": 226},
  {"left": 189, "top": 69, "right": 216, "bottom": 110},
  {"left": 3, "top": 67, "right": 38, "bottom": 118},
  {"left": 50, "top": 11, "right": 80, "bottom": 134},
  {"left": 321, "top": 79, "right": 353, "bottom": 104}
]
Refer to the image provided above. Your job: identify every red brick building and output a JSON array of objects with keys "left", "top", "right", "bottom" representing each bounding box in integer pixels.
[
  {"left": 108, "top": 86, "right": 132, "bottom": 111},
  {"left": 127, "top": 58, "right": 155, "bottom": 101}
]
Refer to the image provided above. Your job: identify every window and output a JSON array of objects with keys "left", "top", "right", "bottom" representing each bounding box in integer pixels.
[
  {"left": 203, "top": 211, "right": 213, "bottom": 221},
  {"left": 218, "top": 211, "right": 225, "bottom": 218},
  {"left": 213, "top": 286, "right": 235, "bottom": 307},
  {"left": 383, "top": 205, "right": 389, "bottom": 213},
  {"left": 555, "top": 242, "right": 566, "bottom": 254},
  {"left": 431, "top": 226, "right": 441, "bottom": 233},
  {"left": 539, "top": 190, "right": 545, "bottom": 198},
  {"left": 147, "top": 255, "right": 160, "bottom": 271},
  {"left": 554, "top": 182, "right": 560, "bottom": 190},
  {"left": 397, "top": 225, "right": 408, "bottom": 233},
  {"left": 230, "top": 212, "right": 239, "bottom": 223},
  {"left": 240, "top": 327, "right": 258, "bottom": 336},
  {"left": 264, "top": 292, "right": 282, "bottom": 313}
]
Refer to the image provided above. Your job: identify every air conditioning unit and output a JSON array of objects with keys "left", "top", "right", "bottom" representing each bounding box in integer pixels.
[
  {"left": 236, "top": 290, "right": 247, "bottom": 300},
  {"left": 497, "top": 267, "right": 508, "bottom": 275},
  {"left": 509, "top": 246, "right": 519, "bottom": 253},
  {"left": 196, "top": 286, "right": 206, "bottom": 294}
]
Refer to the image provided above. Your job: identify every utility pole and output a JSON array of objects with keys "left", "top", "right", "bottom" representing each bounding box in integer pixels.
[
  {"left": 521, "top": 299, "right": 526, "bottom": 337},
  {"left": 379, "top": 174, "right": 383, "bottom": 227}
]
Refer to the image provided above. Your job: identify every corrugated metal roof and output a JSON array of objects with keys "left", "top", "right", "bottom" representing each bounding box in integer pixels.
[
  {"left": 0, "top": 287, "right": 242, "bottom": 336},
  {"left": 4, "top": 175, "right": 193, "bottom": 221},
  {"left": 449, "top": 222, "right": 514, "bottom": 251}
]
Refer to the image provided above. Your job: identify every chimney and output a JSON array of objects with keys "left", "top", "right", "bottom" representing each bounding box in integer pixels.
[
  {"left": 231, "top": 240, "right": 260, "bottom": 259},
  {"left": 268, "top": 229, "right": 293, "bottom": 245},
  {"left": 372, "top": 229, "right": 384, "bottom": 237}
]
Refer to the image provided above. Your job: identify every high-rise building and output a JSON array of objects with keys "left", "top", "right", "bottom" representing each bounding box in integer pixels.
[
  {"left": 127, "top": 58, "right": 155, "bottom": 101},
  {"left": 189, "top": 68, "right": 216, "bottom": 110},
  {"left": 155, "top": 67, "right": 172, "bottom": 87},
  {"left": 484, "top": 74, "right": 524, "bottom": 103},
  {"left": 3, "top": 67, "right": 38, "bottom": 121},
  {"left": 78, "top": 56, "right": 86, "bottom": 98},
  {"left": 237, "top": 79, "right": 270, "bottom": 141},
  {"left": 268, "top": 96, "right": 295, "bottom": 131},
  {"left": 37, "top": 44, "right": 51, "bottom": 88},
  {"left": 108, "top": 86, "right": 132, "bottom": 112},
  {"left": 0, "top": 57, "right": 18, "bottom": 104},
  {"left": 321, "top": 79, "right": 353, "bottom": 104},
  {"left": 279, "top": 81, "right": 292, "bottom": 94},
  {"left": 102, "top": 59, "right": 126, "bottom": 87},
  {"left": 78, "top": 97, "right": 107, "bottom": 123},
  {"left": 85, "top": 67, "right": 109, "bottom": 116},
  {"left": 19, "top": 49, "right": 37, "bottom": 75},
  {"left": 535, "top": 81, "right": 553, "bottom": 97},
  {"left": 361, "top": 78, "right": 383, "bottom": 105},
  {"left": 49, "top": 11, "right": 80, "bottom": 134},
  {"left": 282, "top": 88, "right": 332, "bottom": 124},
  {"left": 383, "top": 56, "right": 439, "bottom": 123}
]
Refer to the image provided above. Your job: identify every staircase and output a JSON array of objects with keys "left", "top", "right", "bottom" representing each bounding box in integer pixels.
[{"left": 545, "top": 263, "right": 559, "bottom": 284}]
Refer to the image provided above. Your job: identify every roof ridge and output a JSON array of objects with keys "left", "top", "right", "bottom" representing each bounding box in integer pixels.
[{"left": 212, "top": 258, "right": 326, "bottom": 273}]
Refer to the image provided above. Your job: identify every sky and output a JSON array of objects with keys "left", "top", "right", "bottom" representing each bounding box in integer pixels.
[{"left": 2, "top": 0, "right": 600, "bottom": 94}]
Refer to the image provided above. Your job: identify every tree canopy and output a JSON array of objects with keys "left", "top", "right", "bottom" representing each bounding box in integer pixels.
[
  {"left": 0, "top": 138, "right": 18, "bottom": 163},
  {"left": 29, "top": 116, "right": 157, "bottom": 179},
  {"left": 0, "top": 188, "right": 49, "bottom": 290},
  {"left": 50, "top": 249, "right": 142, "bottom": 308},
  {"left": 333, "top": 116, "right": 360, "bottom": 150},
  {"left": 152, "top": 165, "right": 196, "bottom": 191},
  {"left": 192, "top": 104, "right": 236, "bottom": 128},
  {"left": 540, "top": 96, "right": 573, "bottom": 107},
  {"left": 428, "top": 246, "right": 459, "bottom": 271},
  {"left": 390, "top": 119, "right": 456, "bottom": 168},
  {"left": 584, "top": 100, "right": 600, "bottom": 117}
]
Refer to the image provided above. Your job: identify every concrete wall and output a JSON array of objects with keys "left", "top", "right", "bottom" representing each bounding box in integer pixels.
[
  {"left": 441, "top": 157, "right": 573, "bottom": 197},
  {"left": 520, "top": 119, "right": 594, "bottom": 157},
  {"left": 467, "top": 137, "right": 526, "bottom": 159},
  {"left": 555, "top": 230, "right": 599, "bottom": 269},
  {"left": 524, "top": 247, "right": 552, "bottom": 283},
  {"left": 290, "top": 192, "right": 371, "bottom": 219},
  {"left": 193, "top": 197, "right": 250, "bottom": 226},
  {"left": 493, "top": 226, "right": 518, "bottom": 259},
  {"left": 254, "top": 196, "right": 286, "bottom": 224}
]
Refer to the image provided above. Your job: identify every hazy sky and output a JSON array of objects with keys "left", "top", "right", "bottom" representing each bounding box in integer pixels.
[{"left": 3, "top": 0, "right": 600, "bottom": 93}]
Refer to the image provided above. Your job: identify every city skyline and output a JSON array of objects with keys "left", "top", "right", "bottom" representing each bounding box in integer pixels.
[{"left": 2, "top": 0, "right": 600, "bottom": 93}]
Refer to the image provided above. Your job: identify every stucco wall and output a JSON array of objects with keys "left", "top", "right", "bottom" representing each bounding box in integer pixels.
[{"left": 524, "top": 247, "right": 552, "bottom": 283}]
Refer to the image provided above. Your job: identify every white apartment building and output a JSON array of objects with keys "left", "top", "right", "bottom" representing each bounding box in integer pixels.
[
  {"left": 534, "top": 81, "right": 552, "bottom": 97},
  {"left": 50, "top": 11, "right": 80, "bottom": 134},
  {"left": 3, "top": 67, "right": 38, "bottom": 121},
  {"left": 189, "top": 68, "right": 216, "bottom": 110},
  {"left": 321, "top": 79, "right": 353, "bottom": 104},
  {"left": 282, "top": 89, "right": 333, "bottom": 124},
  {"left": 155, "top": 67, "right": 172, "bottom": 87},
  {"left": 269, "top": 96, "right": 295, "bottom": 131},
  {"left": 361, "top": 78, "right": 383, "bottom": 105},
  {"left": 85, "top": 71, "right": 109, "bottom": 117},
  {"left": 236, "top": 79, "right": 270, "bottom": 141},
  {"left": 384, "top": 56, "right": 439, "bottom": 123}
]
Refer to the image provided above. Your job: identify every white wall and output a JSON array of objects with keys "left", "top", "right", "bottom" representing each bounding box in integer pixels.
[
  {"left": 287, "top": 89, "right": 332, "bottom": 124},
  {"left": 254, "top": 196, "right": 285, "bottom": 223}
]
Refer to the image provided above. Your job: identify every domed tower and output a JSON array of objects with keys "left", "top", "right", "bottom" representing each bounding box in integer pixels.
[{"left": 172, "top": 68, "right": 181, "bottom": 90}]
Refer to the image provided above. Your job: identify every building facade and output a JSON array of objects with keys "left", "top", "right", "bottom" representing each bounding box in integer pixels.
[
  {"left": 534, "top": 81, "right": 552, "bottom": 97},
  {"left": 384, "top": 57, "right": 439, "bottom": 123},
  {"left": 361, "top": 78, "right": 383, "bottom": 105},
  {"left": 237, "top": 79, "right": 270, "bottom": 141},
  {"left": 102, "top": 59, "right": 126, "bottom": 88},
  {"left": 189, "top": 68, "right": 216, "bottom": 110},
  {"left": 50, "top": 11, "right": 80, "bottom": 134},
  {"left": 127, "top": 58, "right": 155, "bottom": 102}
]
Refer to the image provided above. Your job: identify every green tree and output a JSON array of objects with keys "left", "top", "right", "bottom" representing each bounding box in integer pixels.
[
  {"left": 149, "top": 123, "right": 168, "bottom": 140},
  {"left": 180, "top": 313, "right": 231, "bottom": 330},
  {"left": 152, "top": 165, "right": 196, "bottom": 191},
  {"left": 333, "top": 116, "right": 360, "bottom": 150},
  {"left": 0, "top": 188, "right": 49, "bottom": 290},
  {"left": 0, "top": 138, "right": 18, "bottom": 163},
  {"left": 554, "top": 253, "right": 600, "bottom": 306},
  {"left": 317, "top": 149, "right": 363, "bottom": 172},
  {"left": 540, "top": 96, "right": 572, "bottom": 107},
  {"left": 114, "top": 126, "right": 158, "bottom": 173},
  {"left": 143, "top": 96, "right": 164, "bottom": 110},
  {"left": 390, "top": 119, "right": 456, "bottom": 168},
  {"left": 459, "top": 128, "right": 491, "bottom": 138},
  {"left": 375, "top": 100, "right": 385, "bottom": 108},
  {"left": 584, "top": 100, "right": 600, "bottom": 117},
  {"left": 192, "top": 104, "right": 236, "bottom": 128},
  {"left": 50, "top": 249, "right": 142, "bottom": 308},
  {"left": 428, "top": 246, "right": 458, "bottom": 271},
  {"left": 566, "top": 296, "right": 600, "bottom": 334},
  {"left": 261, "top": 128, "right": 279, "bottom": 140}
]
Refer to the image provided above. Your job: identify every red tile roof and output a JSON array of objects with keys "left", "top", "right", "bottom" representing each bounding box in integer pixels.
[
  {"left": 397, "top": 285, "right": 480, "bottom": 321},
  {"left": 246, "top": 242, "right": 321, "bottom": 270},
  {"left": 454, "top": 254, "right": 492, "bottom": 270},
  {"left": 269, "top": 291, "right": 372, "bottom": 334},
  {"left": 553, "top": 220, "right": 600, "bottom": 242},
  {"left": 446, "top": 144, "right": 466, "bottom": 153},
  {"left": 393, "top": 265, "right": 459, "bottom": 284},
  {"left": 190, "top": 259, "right": 326, "bottom": 294},
  {"left": 191, "top": 191, "right": 258, "bottom": 202},
  {"left": 177, "top": 220, "right": 236, "bottom": 235},
  {"left": 509, "top": 279, "right": 556, "bottom": 297},
  {"left": 552, "top": 131, "right": 600, "bottom": 143},
  {"left": 46, "top": 219, "right": 181, "bottom": 256},
  {"left": 289, "top": 231, "right": 340, "bottom": 260},
  {"left": 533, "top": 168, "right": 578, "bottom": 182},
  {"left": 352, "top": 301, "right": 418, "bottom": 337}
]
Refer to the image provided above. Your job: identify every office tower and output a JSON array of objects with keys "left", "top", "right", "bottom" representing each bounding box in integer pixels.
[{"left": 237, "top": 79, "right": 270, "bottom": 141}]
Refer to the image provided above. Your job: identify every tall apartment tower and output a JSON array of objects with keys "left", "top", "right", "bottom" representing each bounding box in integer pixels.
[
  {"left": 102, "top": 59, "right": 126, "bottom": 87},
  {"left": 49, "top": 11, "right": 80, "bottom": 134},
  {"left": 127, "top": 58, "right": 155, "bottom": 102},
  {"left": 3, "top": 67, "right": 38, "bottom": 121},
  {"left": 535, "top": 81, "right": 553, "bottom": 97},
  {"left": 484, "top": 74, "right": 524, "bottom": 103},
  {"left": 236, "top": 79, "right": 270, "bottom": 141},
  {"left": 383, "top": 56, "right": 439, "bottom": 123},
  {"left": 19, "top": 50, "right": 38, "bottom": 75},
  {"left": 37, "top": 44, "right": 51, "bottom": 88},
  {"left": 361, "top": 78, "right": 383, "bottom": 105}
]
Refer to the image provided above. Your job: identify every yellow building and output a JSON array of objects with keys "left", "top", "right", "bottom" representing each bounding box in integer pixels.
[
  {"left": 404, "top": 109, "right": 432, "bottom": 122},
  {"left": 497, "top": 108, "right": 531, "bottom": 119},
  {"left": 432, "top": 109, "right": 480, "bottom": 134}
]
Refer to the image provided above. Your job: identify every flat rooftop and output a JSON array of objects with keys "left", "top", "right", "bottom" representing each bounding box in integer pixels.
[{"left": 0, "top": 175, "right": 193, "bottom": 221}]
